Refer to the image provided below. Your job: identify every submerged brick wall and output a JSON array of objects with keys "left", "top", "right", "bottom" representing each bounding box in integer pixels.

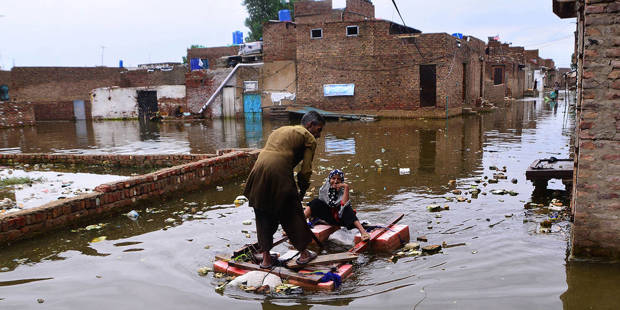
[
  {"left": 0, "top": 153, "right": 216, "bottom": 169},
  {"left": 0, "top": 102, "right": 35, "bottom": 128},
  {"left": 0, "top": 149, "right": 259, "bottom": 245},
  {"left": 569, "top": 0, "right": 620, "bottom": 261}
]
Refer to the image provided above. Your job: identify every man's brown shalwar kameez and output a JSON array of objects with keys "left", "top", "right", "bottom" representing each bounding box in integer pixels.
[{"left": 244, "top": 125, "right": 316, "bottom": 253}]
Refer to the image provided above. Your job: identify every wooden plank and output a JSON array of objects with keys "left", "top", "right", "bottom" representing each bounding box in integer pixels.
[
  {"left": 232, "top": 236, "right": 288, "bottom": 258},
  {"left": 349, "top": 214, "right": 404, "bottom": 254},
  {"left": 227, "top": 261, "right": 323, "bottom": 285},
  {"left": 286, "top": 252, "right": 358, "bottom": 269}
]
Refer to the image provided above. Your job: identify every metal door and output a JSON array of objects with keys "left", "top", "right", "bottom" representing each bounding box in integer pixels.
[
  {"left": 493, "top": 67, "right": 504, "bottom": 85},
  {"left": 223, "top": 87, "right": 236, "bottom": 118},
  {"left": 137, "top": 91, "right": 158, "bottom": 121},
  {"left": 420, "top": 65, "right": 436, "bottom": 107},
  {"left": 243, "top": 94, "right": 262, "bottom": 113},
  {"left": 73, "top": 100, "right": 86, "bottom": 120}
]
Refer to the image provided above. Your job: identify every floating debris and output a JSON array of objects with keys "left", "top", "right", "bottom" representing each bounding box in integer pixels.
[
  {"left": 164, "top": 218, "right": 176, "bottom": 224},
  {"left": 216, "top": 186, "right": 224, "bottom": 191},
  {"left": 197, "top": 267, "right": 212, "bottom": 276},
  {"left": 242, "top": 220, "right": 252, "bottom": 225},
  {"left": 422, "top": 245, "right": 442, "bottom": 255},
  {"left": 404, "top": 242, "right": 420, "bottom": 250},
  {"left": 399, "top": 168, "right": 411, "bottom": 175},
  {"left": 91, "top": 236, "right": 107, "bottom": 243},
  {"left": 126, "top": 210, "right": 139, "bottom": 220},
  {"left": 417, "top": 236, "right": 428, "bottom": 242},
  {"left": 234, "top": 195, "right": 248, "bottom": 207}
]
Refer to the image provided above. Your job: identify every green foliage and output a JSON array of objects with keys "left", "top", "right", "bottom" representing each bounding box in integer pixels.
[{"left": 243, "top": 0, "right": 295, "bottom": 42}]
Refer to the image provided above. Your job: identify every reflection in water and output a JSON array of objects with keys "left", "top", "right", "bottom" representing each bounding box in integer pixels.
[
  {"left": 324, "top": 135, "right": 356, "bottom": 155},
  {"left": 418, "top": 130, "right": 437, "bottom": 173},
  {"left": 0, "top": 96, "right": 616, "bottom": 309},
  {"left": 244, "top": 113, "right": 264, "bottom": 149}
]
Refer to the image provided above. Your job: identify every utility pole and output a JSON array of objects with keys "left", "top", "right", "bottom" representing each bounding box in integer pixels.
[{"left": 100, "top": 45, "right": 106, "bottom": 66}]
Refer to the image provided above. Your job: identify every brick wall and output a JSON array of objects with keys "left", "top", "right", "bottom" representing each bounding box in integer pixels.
[
  {"left": 484, "top": 81, "right": 506, "bottom": 104},
  {"left": 120, "top": 66, "right": 186, "bottom": 87},
  {"left": 344, "top": 0, "right": 375, "bottom": 18},
  {"left": 186, "top": 70, "right": 217, "bottom": 114},
  {"left": 569, "top": 0, "right": 620, "bottom": 261},
  {"left": 263, "top": 22, "right": 298, "bottom": 62},
  {"left": 485, "top": 39, "right": 526, "bottom": 99},
  {"left": 0, "top": 149, "right": 259, "bottom": 245},
  {"left": 0, "top": 153, "right": 216, "bottom": 169},
  {"left": 33, "top": 101, "right": 75, "bottom": 121},
  {"left": 10, "top": 67, "right": 124, "bottom": 102},
  {"left": 295, "top": 19, "right": 482, "bottom": 117},
  {"left": 187, "top": 46, "right": 239, "bottom": 70},
  {"left": 294, "top": 0, "right": 375, "bottom": 24},
  {"left": 0, "top": 70, "right": 10, "bottom": 89},
  {"left": 0, "top": 102, "right": 35, "bottom": 128},
  {"left": 294, "top": 0, "right": 334, "bottom": 24}
]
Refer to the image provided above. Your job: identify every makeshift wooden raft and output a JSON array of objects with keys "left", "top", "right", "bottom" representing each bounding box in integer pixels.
[{"left": 213, "top": 214, "right": 408, "bottom": 291}]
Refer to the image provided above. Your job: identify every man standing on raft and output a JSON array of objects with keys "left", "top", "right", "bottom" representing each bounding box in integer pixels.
[{"left": 244, "top": 111, "right": 326, "bottom": 268}]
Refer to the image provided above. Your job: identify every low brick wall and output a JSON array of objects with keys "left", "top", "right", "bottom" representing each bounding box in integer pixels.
[
  {"left": 0, "top": 102, "right": 36, "bottom": 128},
  {"left": 0, "top": 149, "right": 259, "bottom": 245},
  {"left": 0, "top": 153, "right": 216, "bottom": 169},
  {"left": 484, "top": 81, "right": 506, "bottom": 104}
]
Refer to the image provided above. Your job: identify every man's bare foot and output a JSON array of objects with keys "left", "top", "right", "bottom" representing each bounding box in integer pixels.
[{"left": 259, "top": 252, "right": 273, "bottom": 269}]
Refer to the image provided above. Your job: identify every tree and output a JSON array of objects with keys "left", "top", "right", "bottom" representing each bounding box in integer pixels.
[{"left": 243, "top": 0, "right": 295, "bottom": 42}]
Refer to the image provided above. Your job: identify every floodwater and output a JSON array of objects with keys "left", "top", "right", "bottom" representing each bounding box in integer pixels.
[{"left": 1, "top": 97, "right": 619, "bottom": 310}]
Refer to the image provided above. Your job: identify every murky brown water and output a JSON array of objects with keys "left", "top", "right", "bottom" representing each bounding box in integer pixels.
[{"left": 1, "top": 97, "right": 619, "bottom": 309}]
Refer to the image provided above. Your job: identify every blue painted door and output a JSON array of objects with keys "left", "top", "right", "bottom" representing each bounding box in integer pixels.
[{"left": 243, "top": 94, "right": 262, "bottom": 113}]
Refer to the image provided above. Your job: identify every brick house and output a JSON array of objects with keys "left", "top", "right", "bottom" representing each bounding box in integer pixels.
[
  {"left": 553, "top": 0, "right": 620, "bottom": 261},
  {"left": 484, "top": 38, "right": 527, "bottom": 102},
  {"left": 292, "top": 0, "right": 486, "bottom": 118}
]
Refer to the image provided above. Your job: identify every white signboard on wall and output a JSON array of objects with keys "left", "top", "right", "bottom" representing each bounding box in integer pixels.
[
  {"left": 323, "top": 84, "right": 355, "bottom": 97},
  {"left": 244, "top": 81, "right": 259, "bottom": 93}
]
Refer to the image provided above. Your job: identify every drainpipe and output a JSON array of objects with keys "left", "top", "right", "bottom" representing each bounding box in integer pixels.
[{"left": 198, "top": 62, "right": 264, "bottom": 114}]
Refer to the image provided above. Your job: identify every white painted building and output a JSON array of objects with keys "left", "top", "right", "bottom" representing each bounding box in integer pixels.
[{"left": 91, "top": 85, "right": 186, "bottom": 119}]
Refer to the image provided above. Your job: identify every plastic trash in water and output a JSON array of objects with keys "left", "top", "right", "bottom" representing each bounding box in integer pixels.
[
  {"left": 234, "top": 195, "right": 248, "bottom": 207},
  {"left": 399, "top": 168, "right": 411, "bottom": 175},
  {"left": 216, "top": 186, "right": 224, "bottom": 192},
  {"left": 374, "top": 159, "right": 382, "bottom": 166},
  {"left": 126, "top": 210, "right": 139, "bottom": 220}
]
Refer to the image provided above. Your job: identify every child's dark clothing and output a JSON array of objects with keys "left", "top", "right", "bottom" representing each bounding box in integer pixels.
[{"left": 307, "top": 198, "right": 359, "bottom": 230}]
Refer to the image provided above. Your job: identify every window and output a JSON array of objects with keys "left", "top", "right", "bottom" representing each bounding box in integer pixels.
[
  {"left": 346, "top": 26, "right": 359, "bottom": 37},
  {"left": 311, "top": 28, "right": 323, "bottom": 39}
]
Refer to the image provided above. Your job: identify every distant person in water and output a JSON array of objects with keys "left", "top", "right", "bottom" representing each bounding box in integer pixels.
[{"left": 304, "top": 169, "right": 370, "bottom": 241}]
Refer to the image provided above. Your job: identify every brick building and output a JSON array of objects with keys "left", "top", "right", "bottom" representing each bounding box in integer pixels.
[
  {"left": 9, "top": 67, "right": 123, "bottom": 121},
  {"left": 553, "top": 0, "right": 620, "bottom": 260},
  {"left": 292, "top": 0, "right": 486, "bottom": 118},
  {"left": 484, "top": 38, "right": 527, "bottom": 101}
]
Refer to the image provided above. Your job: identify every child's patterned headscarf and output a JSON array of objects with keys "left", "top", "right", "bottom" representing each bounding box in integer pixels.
[{"left": 328, "top": 169, "right": 344, "bottom": 182}]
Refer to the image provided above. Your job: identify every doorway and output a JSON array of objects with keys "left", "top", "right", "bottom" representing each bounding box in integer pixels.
[
  {"left": 420, "top": 65, "right": 436, "bottom": 107},
  {"left": 73, "top": 100, "right": 86, "bottom": 120},
  {"left": 223, "top": 87, "right": 236, "bottom": 118},
  {"left": 137, "top": 91, "right": 158, "bottom": 121}
]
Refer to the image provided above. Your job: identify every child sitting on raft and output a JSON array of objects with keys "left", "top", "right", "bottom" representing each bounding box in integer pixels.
[{"left": 304, "top": 169, "right": 371, "bottom": 241}]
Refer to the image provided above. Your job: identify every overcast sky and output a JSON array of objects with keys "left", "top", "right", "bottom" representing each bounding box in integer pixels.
[{"left": 0, "top": 0, "right": 576, "bottom": 70}]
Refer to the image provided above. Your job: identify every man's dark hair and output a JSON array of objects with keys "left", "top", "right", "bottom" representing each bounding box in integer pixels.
[{"left": 301, "top": 110, "right": 325, "bottom": 126}]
